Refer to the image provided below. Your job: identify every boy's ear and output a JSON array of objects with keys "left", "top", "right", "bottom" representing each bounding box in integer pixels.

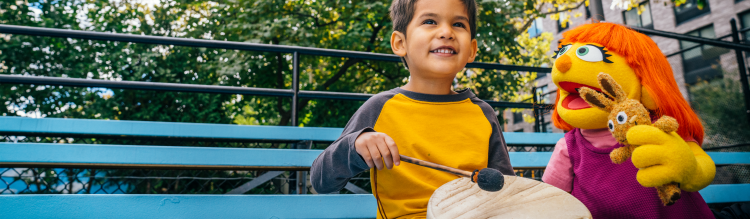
[
  {"left": 391, "top": 31, "right": 407, "bottom": 57},
  {"left": 467, "top": 38, "right": 478, "bottom": 63}
]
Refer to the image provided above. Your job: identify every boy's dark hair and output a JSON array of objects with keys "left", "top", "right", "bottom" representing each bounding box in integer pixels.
[{"left": 389, "top": 0, "right": 478, "bottom": 39}]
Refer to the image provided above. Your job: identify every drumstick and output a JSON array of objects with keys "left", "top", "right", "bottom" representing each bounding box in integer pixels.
[{"left": 399, "top": 155, "right": 505, "bottom": 192}]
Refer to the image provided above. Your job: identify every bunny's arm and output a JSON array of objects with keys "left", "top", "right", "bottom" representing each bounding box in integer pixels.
[{"left": 681, "top": 141, "right": 716, "bottom": 192}]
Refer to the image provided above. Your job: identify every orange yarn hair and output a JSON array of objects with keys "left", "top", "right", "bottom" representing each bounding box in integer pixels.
[{"left": 551, "top": 23, "right": 705, "bottom": 145}]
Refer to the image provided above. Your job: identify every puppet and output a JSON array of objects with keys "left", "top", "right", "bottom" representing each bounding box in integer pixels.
[
  {"left": 579, "top": 72, "right": 681, "bottom": 206},
  {"left": 542, "top": 23, "right": 716, "bottom": 218}
]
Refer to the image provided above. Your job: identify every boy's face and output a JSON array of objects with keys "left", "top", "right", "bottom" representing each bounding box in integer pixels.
[{"left": 392, "top": 0, "right": 478, "bottom": 79}]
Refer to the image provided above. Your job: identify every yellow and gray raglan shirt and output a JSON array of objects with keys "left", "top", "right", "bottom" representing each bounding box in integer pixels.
[{"left": 311, "top": 87, "right": 514, "bottom": 219}]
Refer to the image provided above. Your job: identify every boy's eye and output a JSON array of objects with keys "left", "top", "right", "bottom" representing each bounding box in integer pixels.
[
  {"left": 423, "top": 19, "right": 436, "bottom": 25},
  {"left": 453, "top": 22, "right": 466, "bottom": 28}
]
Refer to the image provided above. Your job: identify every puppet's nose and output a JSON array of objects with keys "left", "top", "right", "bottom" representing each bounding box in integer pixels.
[{"left": 555, "top": 55, "right": 572, "bottom": 73}]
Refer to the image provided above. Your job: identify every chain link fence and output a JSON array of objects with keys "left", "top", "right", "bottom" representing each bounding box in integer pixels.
[
  {"left": 0, "top": 134, "right": 548, "bottom": 195},
  {"left": 0, "top": 167, "right": 375, "bottom": 195}
]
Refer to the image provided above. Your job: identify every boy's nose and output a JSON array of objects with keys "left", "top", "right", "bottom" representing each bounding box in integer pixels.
[
  {"left": 438, "top": 25, "right": 455, "bottom": 40},
  {"left": 555, "top": 55, "right": 572, "bottom": 73}
]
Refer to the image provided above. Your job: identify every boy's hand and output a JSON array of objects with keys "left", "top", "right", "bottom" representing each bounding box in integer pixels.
[{"left": 355, "top": 132, "right": 401, "bottom": 170}]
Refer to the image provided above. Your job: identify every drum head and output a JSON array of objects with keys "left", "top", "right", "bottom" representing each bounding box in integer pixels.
[{"left": 427, "top": 176, "right": 591, "bottom": 219}]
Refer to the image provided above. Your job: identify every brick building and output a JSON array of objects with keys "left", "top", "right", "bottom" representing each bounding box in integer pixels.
[{"left": 504, "top": 0, "right": 750, "bottom": 133}]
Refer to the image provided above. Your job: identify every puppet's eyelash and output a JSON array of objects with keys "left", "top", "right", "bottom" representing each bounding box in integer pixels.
[
  {"left": 592, "top": 45, "right": 614, "bottom": 63},
  {"left": 552, "top": 44, "right": 572, "bottom": 58}
]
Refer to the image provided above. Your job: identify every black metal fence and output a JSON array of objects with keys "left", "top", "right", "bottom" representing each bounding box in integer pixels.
[
  {"left": 0, "top": 24, "right": 556, "bottom": 195},
  {"left": 523, "top": 21, "right": 750, "bottom": 200},
  {"left": 625, "top": 23, "right": 750, "bottom": 187},
  {"left": 2, "top": 20, "right": 749, "bottom": 196},
  {"left": 633, "top": 21, "right": 750, "bottom": 155}
]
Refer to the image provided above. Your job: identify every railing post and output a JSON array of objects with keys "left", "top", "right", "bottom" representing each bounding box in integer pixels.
[
  {"left": 588, "top": 0, "right": 605, "bottom": 21},
  {"left": 532, "top": 87, "right": 540, "bottom": 133},
  {"left": 291, "top": 52, "right": 305, "bottom": 194},
  {"left": 295, "top": 140, "right": 312, "bottom": 194},
  {"left": 539, "top": 92, "right": 547, "bottom": 133},
  {"left": 292, "top": 51, "right": 300, "bottom": 127},
  {"left": 730, "top": 19, "right": 750, "bottom": 126}
]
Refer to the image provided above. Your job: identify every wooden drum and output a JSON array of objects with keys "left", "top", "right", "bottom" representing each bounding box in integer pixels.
[{"left": 426, "top": 176, "right": 592, "bottom": 219}]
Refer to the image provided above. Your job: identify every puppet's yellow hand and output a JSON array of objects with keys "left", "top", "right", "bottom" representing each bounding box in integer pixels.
[{"left": 627, "top": 125, "right": 697, "bottom": 189}]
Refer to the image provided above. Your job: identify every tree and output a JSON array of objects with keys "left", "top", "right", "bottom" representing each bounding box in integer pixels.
[
  {"left": 689, "top": 79, "right": 750, "bottom": 147},
  {"left": 1, "top": 0, "right": 557, "bottom": 128},
  {"left": 0, "top": 0, "right": 557, "bottom": 194}
]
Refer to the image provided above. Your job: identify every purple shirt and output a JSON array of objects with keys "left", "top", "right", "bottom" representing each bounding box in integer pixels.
[{"left": 562, "top": 128, "right": 713, "bottom": 218}]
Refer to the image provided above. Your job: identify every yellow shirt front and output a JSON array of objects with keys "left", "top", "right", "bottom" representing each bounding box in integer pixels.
[{"left": 311, "top": 88, "right": 514, "bottom": 219}]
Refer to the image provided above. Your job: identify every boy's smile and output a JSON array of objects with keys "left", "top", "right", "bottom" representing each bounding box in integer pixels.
[
  {"left": 391, "top": 0, "right": 478, "bottom": 81},
  {"left": 430, "top": 46, "right": 457, "bottom": 56}
]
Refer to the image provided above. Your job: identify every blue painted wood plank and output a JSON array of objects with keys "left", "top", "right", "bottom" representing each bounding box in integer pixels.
[
  {"left": 0, "top": 116, "right": 343, "bottom": 141},
  {"left": 699, "top": 184, "right": 750, "bottom": 203},
  {"left": 508, "top": 152, "right": 552, "bottom": 168},
  {"left": 2, "top": 143, "right": 747, "bottom": 169},
  {"left": 0, "top": 184, "right": 742, "bottom": 218},
  {"left": 0, "top": 143, "right": 553, "bottom": 168},
  {"left": 507, "top": 152, "right": 750, "bottom": 168},
  {"left": 0, "top": 143, "right": 320, "bottom": 169},
  {"left": 707, "top": 152, "right": 750, "bottom": 165},
  {"left": 0, "top": 116, "right": 564, "bottom": 145},
  {"left": 503, "top": 132, "right": 564, "bottom": 145},
  {"left": 0, "top": 194, "right": 377, "bottom": 219}
]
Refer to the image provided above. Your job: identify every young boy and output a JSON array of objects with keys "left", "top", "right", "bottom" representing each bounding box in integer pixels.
[{"left": 310, "top": 0, "right": 513, "bottom": 218}]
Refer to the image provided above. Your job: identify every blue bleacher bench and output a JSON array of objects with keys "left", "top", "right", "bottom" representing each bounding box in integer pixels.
[{"left": 0, "top": 116, "right": 748, "bottom": 218}]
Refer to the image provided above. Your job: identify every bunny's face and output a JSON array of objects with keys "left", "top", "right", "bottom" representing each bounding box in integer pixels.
[
  {"left": 578, "top": 73, "right": 654, "bottom": 144},
  {"left": 607, "top": 99, "right": 652, "bottom": 144}
]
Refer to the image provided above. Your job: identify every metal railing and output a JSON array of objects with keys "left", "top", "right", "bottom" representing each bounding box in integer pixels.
[
  {"left": 4, "top": 22, "right": 749, "bottom": 195},
  {"left": 632, "top": 21, "right": 750, "bottom": 127},
  {"left": 0, "top": 24, "right": 558, "bottom": 195},
  {"left": 0, "top": 24, "right": 554, "bottom": 127},
  {"left": 528, "top": 22, "right": 750, "bottom": 139}
]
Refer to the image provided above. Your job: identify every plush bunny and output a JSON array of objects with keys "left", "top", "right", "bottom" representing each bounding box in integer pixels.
[{"left": 579, "top": 72, "right": 681, "bottom": 206}]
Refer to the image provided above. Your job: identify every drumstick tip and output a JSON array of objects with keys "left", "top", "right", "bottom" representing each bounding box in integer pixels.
[{"left": 476, "top": 168, "right": 504, "bottom": 192}]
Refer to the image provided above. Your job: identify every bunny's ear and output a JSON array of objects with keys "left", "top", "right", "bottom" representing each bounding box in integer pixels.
[
  {"left": 597, "top": 73, "right": 628, "bottom": 102},
  {"left": 579, "top": 87, "right": 613, "bottom": 112}
]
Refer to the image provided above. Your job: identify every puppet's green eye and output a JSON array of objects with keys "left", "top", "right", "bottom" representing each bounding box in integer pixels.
[
  {"left": 576, "top": 45, "right": 604, "bottom": 62},
  {"left": 577, "top": 47, "right": 589, "bottom": 56}
]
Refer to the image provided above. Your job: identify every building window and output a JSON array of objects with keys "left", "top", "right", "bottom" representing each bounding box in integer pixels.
[
  {"left": 528, "top": 18, "right": 545, "bottom": 38},
  {"left": 513, "top": 111, "right": 524, "bottom": 124},
  {"left": 545, "top": 89, "right": 557, "bottom": 104},
  {"left": 557, "top": 18, "right": 569, "bottom": 33},
  {"left": 739, "top": 11, "right": 750, "bottom": 42},
  {"left": 623, "top": 1, "right": 653, "bottom": 29},
  {"left": 544, "top": 122, "right": 554, "bottom": 133},
  {"left": 536, "top": 85, "right": 549, "bottom": 103},
  {"left": 538, "top": 85, "right": 548, "bottom": 94},
  {"left": 674, "top": 0, "right": 711, "bottom": 25},
  {"left": 680, "top": 25, "right": 724, "bottom": 84}
]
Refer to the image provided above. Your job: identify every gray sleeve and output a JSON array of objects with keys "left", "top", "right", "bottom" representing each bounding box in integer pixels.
[
  {"left": 310, "top": 91, "right": 395, "bottom": 194},
  {"left": 472, "top": 98, "right": 515, "bottom": 175}
]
